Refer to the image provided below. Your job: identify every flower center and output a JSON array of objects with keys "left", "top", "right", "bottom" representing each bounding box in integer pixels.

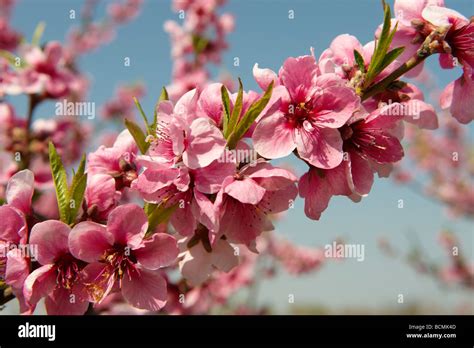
[{"left": 56, "top": 253, "right": 83, "bottom": 290}]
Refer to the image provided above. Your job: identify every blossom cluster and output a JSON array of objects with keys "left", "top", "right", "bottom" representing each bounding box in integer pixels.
[{"left": 0, "top": 0, "right": 472, "bottom": 315}]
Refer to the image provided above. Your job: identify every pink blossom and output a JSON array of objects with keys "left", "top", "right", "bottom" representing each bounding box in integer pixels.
[
  {"left": 252, "top": 56, "right": 360, "bottom": 169},
  {"left": 88, "top": 130, "right": 139, "bottom": 190},
  {"left": 20, "top": 41, "right": 74, "bottom": 98},
  {"left": 440, "top": 70, "right": 474, "bottom": 124},
  {"left": 145, "top": 93, "right": 226, "bottom": 169},
  {"left": 300, "top": 104, "right": 404, "bottom": 219},
  {"left": 23, "top": 220, "right": 89, "bottom": 315},
  {"left": 69, "top": 204, "right": 179, "bottom": 311},
  {"left": 0, "top": 18, "right": 21, "bottom": 51},
  {"left": 178, "top": 236, "right": 239, "bottom": 286},
  {"left": 214, "top": 162, "right": 298, "bottom": 246},
  {"left": 0, "top": 170, "right": 34, "bottom": 311}
]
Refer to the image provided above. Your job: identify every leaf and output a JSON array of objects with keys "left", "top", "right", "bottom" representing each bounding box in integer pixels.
[
  {"left": 0, "top": 50, "right": 25, "bottom": 69},
  {"left": 353, "top": 50, "right": 366, "bottom": 73},
  {"left": 68, "top": 173, "right": 87, "bottom": 225},
  {"left": 146, "top": 203, "right": 178, "bottom": 236},
  {"left": 365, "top": 0, "right": 399, "bottom": 86},
  {"left": 159, "top": 86, "right": 169, "bottom": 102},
  {"left": 221, "top": 85, "right": 231, "bottom": 137},
  {"left": 192, "top": 34, "right": 209, "bottom": 54},
  {"left": 225, "top": 78, "right": 244, "bottom": 139},
  {"left": 144, "top": 202, "right": 158, "bottom": 217},
  {"left": 70, "top": 154, "right": 86, "bottom": 190},
  {"left": 152, "top": 87, "right": 169, "bottom": 133},
  {"left": 133, "top": 97, "right": 150, "bottom": 132},
  {"left": 378, "top": 46, "right": 405, "bottom": 72},
  {"left": 227, "top": 80, "right": 273, "bottom": 149},
  {"left": 125, "top": 119, "right": 149, "bottom": 154},
  {"left": 48, "top": 142, "right": 70, "bottom": 223},
  {"left": 31, "top": 21, "right": 46, "bottom": 46}
]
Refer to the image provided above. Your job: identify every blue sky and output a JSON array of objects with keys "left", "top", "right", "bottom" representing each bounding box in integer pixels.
[{"left": 6, "top": 0, "right": 474, "bottom": 313}]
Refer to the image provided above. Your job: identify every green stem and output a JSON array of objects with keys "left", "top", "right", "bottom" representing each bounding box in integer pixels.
[
  {"left": 361, "top": 54, "right": 428, "bottom": 101},
  {"left": 361, "top": 28, "right": 445, "bottom": 101}
]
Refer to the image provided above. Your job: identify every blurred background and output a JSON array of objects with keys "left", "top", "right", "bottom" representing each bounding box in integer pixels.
[{"left": 4, "top": 0, "right": 473, "bottom": 314}]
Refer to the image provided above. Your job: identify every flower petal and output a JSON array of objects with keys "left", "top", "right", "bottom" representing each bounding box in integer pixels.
[
  {"left": 253, "top": 112, "right": 296, "bottom": 159},
  {"left": 121, "top": 266, "right": 168, "bottom": 311},
  {"left": 107, "top": 204, "right": 148, "bottom": 249},
  {"left": 30, "top": 220, "right": 70, "bottom": 265},
  {"left": 135, "top": 233, "right": 179, "bottom": 270},
  {"left": 69, "top": 221, "right": 112, "bottom": 263},
  {"left": 6, "top": 169, "right": 34, "bottom": 214}
]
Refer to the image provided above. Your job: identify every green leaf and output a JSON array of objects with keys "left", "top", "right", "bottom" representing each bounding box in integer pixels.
[
  {"left": 227, "top": 80, "right": 273, "bottom": 149},
  {"left": 221, "top": 85, "right": 231, "bottom": 137},
  {"left": 48, "top": 142, "right": 70, "bottom": 223},
  {"left": 225, "top": 78, "right": 244, "bottom": 139},
  {"left": 133, "top": 97, "right": 150, "bottom": 132},
  {"left": 125, "top": 119, "right": 149, "bottom": 154},
  {"left": 70, "top": 154, "right": 86, "bottom": 190},
  {"left": 146, "top": 203, "right": 178, "bottom": 236},
  {"left": 192, "top": 34, "right": 209, "bottom": 54},
  {"left": 365, "top": 0, "right": 398, "bottom": 86},
  {"left": 159, "top": 86, "right": 169, "bottom": 102},
  {"left": 378, "top": 46, "right": 405, "bottom": 72},
  {"left": 31, "top": 21, "right": 46, "bottom": 46},
  {"left": 353, "top": 50, "right": 366, "bottom": 73},
  {"left": 144, "top": 202, "right": 158, "bottom": 217},
  {"left": 0, "top": 50, "right": 25, "bottom": 68},
  {"left": 68, "top": 173, "right": 87, "bottom": 225},
  {"left": 151, "top": 87, "right": 169, "bottom": 133}
]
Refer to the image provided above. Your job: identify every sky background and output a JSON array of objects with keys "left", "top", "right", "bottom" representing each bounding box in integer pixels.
[{"left": 4, "top": 0, "right": 473, "bottom": 314}]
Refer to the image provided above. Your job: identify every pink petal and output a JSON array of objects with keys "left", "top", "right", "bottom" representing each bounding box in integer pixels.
[
  {"left": 135, "top": 233, "right": 179, "bottom": 270},
  {"left": 69, "top": 221, "right": 113, "bottom": 263},
  {"left": 279, "top": 55, "right": 320, "bottom": 100},
  {"left": 183, "top": 118, "right": 226, "bottom": 169},
  {"left": 299, "top": 163, "right": 351, "bottom": 220},
  {"left": 217, "top": 199, "right": 273, "bottom": 246},
  {"left": 296, "top": 127, "right": 343, "bottom": 169},
  {"left": 0, "top": 206, "right": 26, "bottom": 244},
  {"left": 312, "top": 85, "right": 359, "bottom": 128},
  {"left": 449, "top": 73, "right": 474, "bottom": 124},
  {"left": 210, "top": 239, "right": 239, "bottom": 272},
  {"left": 134, "top": 168, "right": 179, "bottom": 195},
  {"left": 121, "top": 266, "right": 168, "bottom": 311},
  {"left": 253, "top": 63, "right": 279, "bottom": 90},
  {"left": 179, "top": 242, "right": 213, "bottom": 286},
  {"left": 30, "top": 220, "right": 70, "bottom": 265},
  {"left": 224, "top": 178, "right": 266, "bottom": 205},
  {"left": 45, "top": 286, "right": 89, "bottom": 315},
  {"left": 422, "top": 5, "right": 467, "bottom": 27},
  {"left": 81, "top": 262, "right": 116, "bottom": 303},
  {"left": 193, "top": 160, "right": 236, "bottom": 194},
  {"left": 197, "top": 83, "right": 226, "bottom": 125},
  {"left": 192, "top": 189, "right": 219, "bottom": 232},
  {"left": 107, "top": 204, "right": 148, "bottom": 249},
  {"left": 247, "top": 162, "right": 298, "bottom": 190},
  {"left": 6, "top": 169, "right": 34, "bottom": 214},
  {"left": 328, "top": 34, "right": 363, "bottom": 67},
  {"left": 404, "top": 100, "right": 439, "bottom": 129},
  {"left": 259, "top": 183, "right": 298, "bottom": 214},
  {"left": 170, "top": 202, "right": 198, "bottom": 236},
  {"left": 253, "top": 112, "right": 296, "bottom": 159},
  {"left": 5, "top": 248, "right": 30, "bottom": 290},
  {"left": 23, "top": 264, "right": 57, "bottom": 307},
  {"left": 348, "top": 151, "right": 374, "bottom": 196}
]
